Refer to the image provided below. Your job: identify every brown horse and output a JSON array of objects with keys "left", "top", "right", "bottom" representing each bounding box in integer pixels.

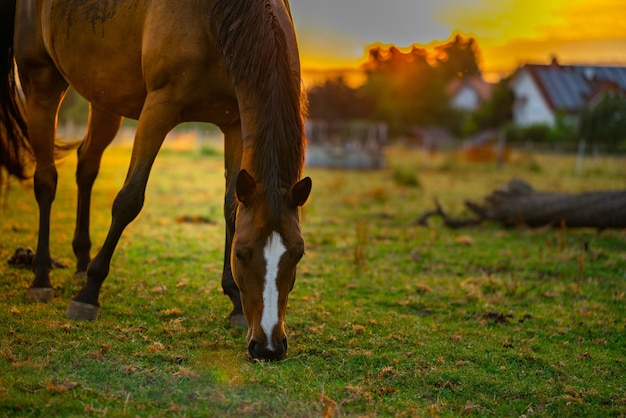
[{"left": 0, "top": 0, "right": 311, "bottom": 361}]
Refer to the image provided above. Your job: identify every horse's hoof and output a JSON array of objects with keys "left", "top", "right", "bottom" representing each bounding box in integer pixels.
[
  {"left": 66, "top": 300, "right": 99, "bottom": 321},
  {"left": 26, "top": 287, "right": 54, "bottom": 302},
  {"left": 230, "top": 314, "right": 248, "bottom": 329},
  {"left": 73, "top": 271, "right": 87, "bottom": 283}
]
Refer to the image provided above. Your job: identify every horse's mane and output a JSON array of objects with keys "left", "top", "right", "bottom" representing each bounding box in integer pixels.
[{"left": 211, "top": 0, "right": 305, "bottom": 226}]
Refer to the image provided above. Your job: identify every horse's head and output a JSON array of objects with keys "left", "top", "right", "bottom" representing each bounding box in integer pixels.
[{"left": 231, "top": 169, "right": 311, "bottom": 361}]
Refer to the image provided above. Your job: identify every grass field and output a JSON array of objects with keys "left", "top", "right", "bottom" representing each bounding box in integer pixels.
[{"left": 1, "top": 142, "right": 625, "bottom": 416}]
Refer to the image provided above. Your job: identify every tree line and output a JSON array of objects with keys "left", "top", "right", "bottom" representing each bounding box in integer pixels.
[
  {"left": 308, "top": 35, "right": 487, "bottom": 135},
  {"left": 307, "top": 35, "right": 626, "bottom": 150}
]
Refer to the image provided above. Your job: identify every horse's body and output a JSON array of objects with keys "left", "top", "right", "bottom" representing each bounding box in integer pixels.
[{"left": 0, "top": 0, "right": 311, "bottom": 361}]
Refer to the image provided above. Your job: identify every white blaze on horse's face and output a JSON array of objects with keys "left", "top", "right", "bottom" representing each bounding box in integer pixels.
[
  {"left": 233, "top": 172, "right": 311, "bottom": 361},
  {"left": 261, "top": 231, "right": 286, "bottom": 351}
]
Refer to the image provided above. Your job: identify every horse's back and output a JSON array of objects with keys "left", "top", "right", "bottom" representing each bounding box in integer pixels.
[{"left": 15, "top": 0, "right": 236, "bottom": 123}]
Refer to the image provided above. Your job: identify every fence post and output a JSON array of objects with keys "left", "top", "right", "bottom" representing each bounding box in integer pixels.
[{"left": 575, "top": 138, "right": 586, "bottom": 176}]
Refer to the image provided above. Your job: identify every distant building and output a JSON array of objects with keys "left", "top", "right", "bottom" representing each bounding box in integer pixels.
[
  {"left": 447, "top": 76, "right": 495, "bottom": 112},
  {"left": 510, "top": 58, "right": 626, "bottom": 127}
]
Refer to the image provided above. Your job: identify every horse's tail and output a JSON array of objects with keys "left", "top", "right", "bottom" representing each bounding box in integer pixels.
[{"left": 0, "top": 0, "right": 32, "bottom": 180}]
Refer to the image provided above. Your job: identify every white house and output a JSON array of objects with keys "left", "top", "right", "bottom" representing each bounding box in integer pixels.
[
  {"left": 510, "top": 58, "right": 626, "bottom": 127},
  {"left": 510, "top": 68, "right": 556, "bottom": 126},
  {"left": 447, "top": 76, "right": 494, "bottom": 112}
]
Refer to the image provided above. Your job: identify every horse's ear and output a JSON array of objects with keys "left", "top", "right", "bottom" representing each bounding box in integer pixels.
[
  {"left": 290, "top": 177, "right": 312, "bottom": 207},
  {"left": 236, "top": 169, "right": 256, "bottom": 206}
]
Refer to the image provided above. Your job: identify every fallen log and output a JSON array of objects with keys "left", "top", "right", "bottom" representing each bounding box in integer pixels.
[{"left": 417, "top": 179, "right": 626, "bottom": 229}]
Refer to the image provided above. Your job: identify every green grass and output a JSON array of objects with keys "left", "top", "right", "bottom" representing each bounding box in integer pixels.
[{"left": 1, "top": 144, "right": 625, "bottom": 416}]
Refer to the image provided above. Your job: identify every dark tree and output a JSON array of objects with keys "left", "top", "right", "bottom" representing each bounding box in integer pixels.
[
  {"left": 307, "top": 35, "right": 485, "bottom": 136},
  {"left": 361, "top": 45, "right": 447, "bottom": 134},
  {"left": 579, "top": 92, "right": 626, "bottom": 151},
  {"left": 307, "top": 77, "right": 373, "bottom": 121},
  {"left": 433, "top": 35, "right": 481, "bottom": 81},
  {"left": 472, "top": 77, "right": 514, "bottom": 130}
]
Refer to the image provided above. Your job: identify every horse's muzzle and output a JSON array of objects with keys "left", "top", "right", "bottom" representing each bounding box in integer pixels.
[{"left": 248, "top": 337, "right": 287, "bottom": 361}]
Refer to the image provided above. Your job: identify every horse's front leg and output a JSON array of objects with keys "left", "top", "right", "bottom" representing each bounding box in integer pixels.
[
  {"left": 221, "top": 124, "right": 246, "bottom": 328},
  {"left": 72, "top": 106, "right": 123, "bottom": 280},
  {"left": 66, "top": 94, "right": 176, "bottom": 320},
  {"left": 20, "top": 67, "right": 68, "bottom": 302}
]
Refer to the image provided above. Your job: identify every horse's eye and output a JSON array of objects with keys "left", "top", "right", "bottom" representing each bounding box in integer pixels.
[{"left": 235, "top": 250, "right": 250, "bottom": 264}]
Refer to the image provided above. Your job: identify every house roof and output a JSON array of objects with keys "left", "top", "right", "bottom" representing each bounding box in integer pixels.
[
  {"left": 447, "top": 76, "right": 494, "bottom": 101},
  {"left": 519, "top": 61, "right": 626, "bottom": 113}
]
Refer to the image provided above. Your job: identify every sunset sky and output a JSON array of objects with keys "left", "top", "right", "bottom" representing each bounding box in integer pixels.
[{"left": 289, "top": 0, "right": 626, "bottom": 86}]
